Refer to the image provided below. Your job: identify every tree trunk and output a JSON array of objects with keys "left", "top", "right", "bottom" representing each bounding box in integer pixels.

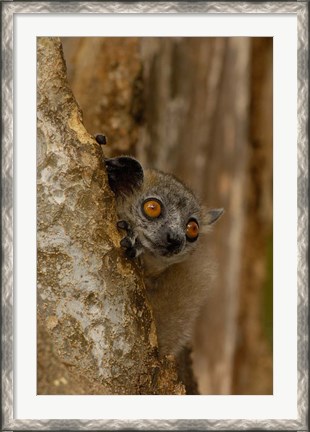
[{"left": 37, "top": 37, "right": 184, "bottom": 395}]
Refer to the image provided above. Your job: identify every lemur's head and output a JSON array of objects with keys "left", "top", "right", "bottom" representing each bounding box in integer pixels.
[{"left": 105, "top": 156, "right": 223, "bottom": 262}]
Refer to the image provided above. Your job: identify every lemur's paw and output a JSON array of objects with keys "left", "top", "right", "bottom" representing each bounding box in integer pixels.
[
  {"left": 117, "top": 220, "right": 131, "bottom": 233},
  {"left": 120, "top": 236, "right": 133, "bottom": 249},
  {"left": 125, "top": 247, "right": 138, "bottom": 259},
  {"left": 120, "top": 236, "right": 138, "bottom": 259},
  {"left": 117, "top": 220, "right": 139, "bottom": 259}
]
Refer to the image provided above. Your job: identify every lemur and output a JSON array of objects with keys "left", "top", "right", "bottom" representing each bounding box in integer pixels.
[{"left": 101, "top": 149, "right": 223, "bottom": 356}]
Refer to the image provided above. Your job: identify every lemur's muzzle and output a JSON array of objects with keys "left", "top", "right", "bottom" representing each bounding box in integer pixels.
[{"left": 165, "top": 229, "right": 184, "bottom": 254}]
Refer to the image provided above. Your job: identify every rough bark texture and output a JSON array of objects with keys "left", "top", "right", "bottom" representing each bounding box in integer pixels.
[
  {"left": 58, "top": 37, "right": 273, "bottom": 395},
  {"left": 37, "top": 37, "right": 184, "bottom": 395},
  {"left": 62, "top": 37, "right": 143, "bottom": 157}
]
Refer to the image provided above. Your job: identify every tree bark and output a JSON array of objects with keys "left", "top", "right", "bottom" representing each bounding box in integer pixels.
[
  {"left": 37, "top": 37, "right": 184, "bottom": 395},
  {"left": 61, "top": 37, "right": 143, "bottom": 157}
]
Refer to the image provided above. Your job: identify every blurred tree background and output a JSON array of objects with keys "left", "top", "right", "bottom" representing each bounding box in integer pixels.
[{"left": 60, "top": 37, "right": 273, "bottom": 395}]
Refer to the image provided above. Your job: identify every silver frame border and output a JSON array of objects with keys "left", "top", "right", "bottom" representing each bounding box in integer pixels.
[{"left": 1, "top": 2, "right": 308, "bottom": 431}]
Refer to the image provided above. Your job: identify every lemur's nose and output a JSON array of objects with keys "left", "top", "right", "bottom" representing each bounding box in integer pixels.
[{"left": 166, "top": 230, "right": 183, "bottom": 250}]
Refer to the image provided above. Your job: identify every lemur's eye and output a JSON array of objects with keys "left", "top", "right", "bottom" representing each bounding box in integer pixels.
[
  {"left": 186, "top": 219, "right": 199, "bottom": 242},
  {"left": 143, "top": 199, "right": 162, "bottom": 218}
]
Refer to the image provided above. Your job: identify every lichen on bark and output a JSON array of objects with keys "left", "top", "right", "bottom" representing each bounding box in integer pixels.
[{"left": 37, "top": 37, "right": 184, "bottom": 395}]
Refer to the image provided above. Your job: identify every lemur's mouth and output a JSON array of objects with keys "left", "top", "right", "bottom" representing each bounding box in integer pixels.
[
  {"left": 141, "top": 234, "right": 184, "bottom": 257},
  {"left": 157, "top": 242, "right": 185, "bottom": 257},
  {"left": 166, "top": 243, "right": 183, "bottom": 255}
]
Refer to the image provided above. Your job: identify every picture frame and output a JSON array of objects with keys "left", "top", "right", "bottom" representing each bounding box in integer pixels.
[{"left": 1, "top": 1, "right": 308, "bottom": 430}]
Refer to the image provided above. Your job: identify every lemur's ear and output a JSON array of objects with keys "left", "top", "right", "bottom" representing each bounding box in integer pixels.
[
  {"left": 201, "top": 208, "right": 224, "bottom": 232},
  {"left": 206, "top": 208, "right": 224, "bottom": 225},
  {"left": 105, "top": 157, "right": 144, "bottom": 195}
]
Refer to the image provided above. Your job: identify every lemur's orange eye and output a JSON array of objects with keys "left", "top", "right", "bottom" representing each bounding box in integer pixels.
[
  {"left": 143, "top": 199, "right": 162, "bottom": 218},
  {"left": 186, "top": 220, "right": 199, "bottom": 241}
]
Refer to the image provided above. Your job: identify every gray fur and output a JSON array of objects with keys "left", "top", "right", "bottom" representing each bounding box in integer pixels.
[{"left": 110, "top": 158, "right": 223, "bottom": 356}]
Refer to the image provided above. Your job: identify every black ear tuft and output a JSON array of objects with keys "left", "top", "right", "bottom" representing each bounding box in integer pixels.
[{"left": 105, "top": 157, "right": 144, "bottom": 195}]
